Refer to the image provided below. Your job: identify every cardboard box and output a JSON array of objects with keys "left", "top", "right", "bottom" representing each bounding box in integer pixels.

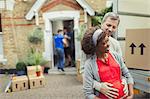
[
  {"left": 12, "top": 76, "right": 28, "bottom": 92},
  {"left": 125, "top": 29, "right": 150, "bottom": 70},
  {"left": 28, "top": 75, "right": 45, "bottom": 89},
  {"left": 27, "top": 65, "right": 45, "bottom": 89}
]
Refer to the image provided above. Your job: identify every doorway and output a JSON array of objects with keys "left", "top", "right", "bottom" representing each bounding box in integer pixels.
[
  {"left": 53, "top": 20, "right": 75, "bottom": 68},
  {"left": 43, "top": 11, "right": 80, "bottom": 69},
  {"left": 63, "top": 20, "right": 75, "bottom": 67}
]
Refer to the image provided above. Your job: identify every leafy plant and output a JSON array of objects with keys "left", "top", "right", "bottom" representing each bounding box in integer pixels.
[
  {"left": 28, "top": 27, "right": 43, "bottom": 44},
  {"left": 25, "top": 49, "right": 42, "bottom": 66},
  {"left": 76, "top": 24, "right": 87, "bottom": 41},
  {"left": 92, "top": 5, "right": 113, "bottom": 26},
  {"left": 16, "top": 61, "right": 26, "bottom": 71},
  {"left": 91, "top": 16, "right": 101, "bottom": 27},
  {"left": 25, "top": 48, "right": 48, "bottom": 67}
]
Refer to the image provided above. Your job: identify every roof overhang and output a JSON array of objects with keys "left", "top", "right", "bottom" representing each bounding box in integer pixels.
[
  {"left": 25, "top": 0, "right": 95, "bottom": 20},
  {"left": 25, "top": 0, "right": 46, "bottom": 20},
  {"left": 76, "top": 0, "right": 95, "bottom": 16}
]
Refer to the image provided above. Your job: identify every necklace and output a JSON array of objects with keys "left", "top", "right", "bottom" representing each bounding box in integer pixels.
[{"left": 98, "top": 53, "right": 109, "bottom": 64}]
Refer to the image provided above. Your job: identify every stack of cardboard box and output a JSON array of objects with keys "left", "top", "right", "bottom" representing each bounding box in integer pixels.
[{"left": 27, "top": 65, "right": 45, "bottom": 89}]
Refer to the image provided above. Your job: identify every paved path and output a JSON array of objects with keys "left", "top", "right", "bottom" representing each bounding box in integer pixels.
[
  {"left": 0, "top": 74, "right": 84, "bottom": 99},
  {"left": 0, "top": 74, "right": 149, "bottom": 99}
]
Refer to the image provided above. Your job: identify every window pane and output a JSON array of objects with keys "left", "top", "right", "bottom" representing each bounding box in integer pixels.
[{"left": 0, "top": 35, "right": 3, "bottom": 55}]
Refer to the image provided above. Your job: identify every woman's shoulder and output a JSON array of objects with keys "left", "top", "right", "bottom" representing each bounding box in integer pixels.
[
  {"left": 110, "top": 51, "right": 121, "bottom": 57},
  {"left": 84, "top": 55, "right": 96, "bottom": 67},
  {"left": 109, "top": 51, "right": 122, "bottom": 61}
]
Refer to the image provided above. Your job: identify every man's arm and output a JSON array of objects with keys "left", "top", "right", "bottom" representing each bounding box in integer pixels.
[{"left": 83, "top": 61, "right": 97, "bottom": 99}]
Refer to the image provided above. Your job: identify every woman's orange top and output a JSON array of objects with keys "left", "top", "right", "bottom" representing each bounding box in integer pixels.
[{"left": 97, "top": 52, "right": 124, "bottom": 99}]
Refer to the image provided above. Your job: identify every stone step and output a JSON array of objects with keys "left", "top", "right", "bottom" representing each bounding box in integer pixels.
[{"left": 48, "top": 67, "right": 77, "bottom": 75}]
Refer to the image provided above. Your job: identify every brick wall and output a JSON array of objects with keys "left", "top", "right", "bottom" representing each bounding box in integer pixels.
[{"left": 2, "top": 1, "right": 43, "bottom": 68}]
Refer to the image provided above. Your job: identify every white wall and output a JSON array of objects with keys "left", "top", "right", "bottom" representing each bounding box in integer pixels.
[
  {"left": 116, "top": 0, "right": 150, "bottom": 58},
  {"left": 118, "top": 0, "right": 150, "bottom": 15},
  {"left": 52, "top": 20, "right": 63, "bottom": 35},
  {"left": 0, "top": 35, "right": 3, "bottom": 55},
  {"left": 0, "top": 0, "right": 15, "bottom": 10},
  {"left": 118, "top": 15, "right": 150, "bottom": 37}
]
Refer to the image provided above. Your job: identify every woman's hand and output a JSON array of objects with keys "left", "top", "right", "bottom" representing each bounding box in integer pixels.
[
  {"left": 121, "top": 83, "right": 134, "bottom": 99},
  {"left": 99, "top": 82, "right": 119, "bottom": 99},
  {"left": 122, "top": 77, "right": 128, "bottom": 97}
]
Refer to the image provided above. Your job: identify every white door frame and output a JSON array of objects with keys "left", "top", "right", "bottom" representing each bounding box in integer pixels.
[{"left": 43, "top": 11, "right": 80, "bottom": 68}]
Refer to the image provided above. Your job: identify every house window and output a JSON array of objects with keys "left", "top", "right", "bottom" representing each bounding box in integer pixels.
[
  {"left": 0, "top": 13, "right": 3, "bottom": 56},
  {"left": 0, "top": 0, "right": 15, "bottom": 11}
]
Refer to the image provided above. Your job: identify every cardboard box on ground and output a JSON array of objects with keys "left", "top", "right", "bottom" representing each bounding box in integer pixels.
[
  {"left": 125, "top": 29, "right": 150, "bottom": 70},
  {"left": 12, "top": 76, "right": 28, "bottom": 92},
  {"left": 27, "top": 65, "right": 45, "bottom": 89},
  {"left": 10, "top": 65, "right": 45, "bottom": 92}
]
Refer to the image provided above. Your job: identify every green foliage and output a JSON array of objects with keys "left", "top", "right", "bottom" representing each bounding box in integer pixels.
[
  {"left": 76, "top": 24, "right": 87, "bottom": 41},
  {"left": 92, "top": 5, "right": 113, "bottom": 26},
  {"left": 91, "top": 16, "right": 101, "bottom": 27},
  {"left": 16, "top": 61, "right": 26, "bottom": 71},
  {"left": 28, "top": 27, "right": 43, "bottom": 44},
  {"left": 25, "top": 48, "right": 48, "bottom": 66}
]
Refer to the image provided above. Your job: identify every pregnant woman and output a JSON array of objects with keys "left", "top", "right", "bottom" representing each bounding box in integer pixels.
[{"left": 82, "top": 27, "right": 134, "bottom": 99}]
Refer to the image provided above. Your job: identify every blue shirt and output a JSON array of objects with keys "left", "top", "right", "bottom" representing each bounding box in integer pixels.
[{"left": 54, "top": 34, "right": 64, "bottom": 49}]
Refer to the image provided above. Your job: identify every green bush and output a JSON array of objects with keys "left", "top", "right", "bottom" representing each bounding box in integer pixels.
[
  {"left": 25, "top": 48, "right": 48, "bottom": 66},
  {"left": 28, "top": 27, "right": 43, "bottom": 44},
  {"left": 16, "top": 61, "right": 26, "bottom": 71}
]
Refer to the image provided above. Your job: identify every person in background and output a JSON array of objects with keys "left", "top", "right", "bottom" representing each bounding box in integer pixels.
[
  {"left": 82, "top": 27, "right": 134, "bottom": 99},
  {"left": 54, "top": 29, "right": 65, "bottom": 72},
  {"left": 63, "top": 27, "right": 74, "bottom": 67}
]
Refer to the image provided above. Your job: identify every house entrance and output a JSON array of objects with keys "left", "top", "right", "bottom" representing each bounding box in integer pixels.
[
  {"left": 43, "top": 11, "right": 80, "bottom": 69},
  {"left": 53, "top": 20, "right": 75, "bottom": 68}
]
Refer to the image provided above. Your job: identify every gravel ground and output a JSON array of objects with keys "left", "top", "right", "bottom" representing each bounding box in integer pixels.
[
  {"left": 0, "top": 74, "right": 149, "bottom": 99},
  {"left": 0, "top": 74, "right": 84, "bottom": 99}
]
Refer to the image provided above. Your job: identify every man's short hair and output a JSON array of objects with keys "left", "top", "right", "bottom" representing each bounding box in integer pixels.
[
  {"left": 57, "top": 29, "right": 63, "bottom": 33},
  {"left": 101, "top": 12, "right": 120, "bottom": 25}
]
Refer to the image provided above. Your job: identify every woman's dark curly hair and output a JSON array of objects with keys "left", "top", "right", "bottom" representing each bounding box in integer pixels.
[
  {"left": 81, "top": 26, "right": 107, "bottom": 55},
  {"left": 81, "top": 27, "right": 97, "bottom": 55}
]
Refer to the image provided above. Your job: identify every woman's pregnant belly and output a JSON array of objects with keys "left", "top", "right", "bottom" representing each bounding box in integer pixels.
[{"left": 99, "top": 80, "right": 125, "bottom": 99}]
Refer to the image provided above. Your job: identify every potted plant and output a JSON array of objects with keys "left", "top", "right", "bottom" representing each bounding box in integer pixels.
[
  {"left": 25, "top": 48, "right": 49, "bottom": 76},
  {"left": 35, "top": 65, "right": 41, "bottom": 77},
  {"left": 26, "top": 26, "right": 49, "bottom": 76},
  {"left": 28, "top": 27, "right": 43, "bottom": 44},
  {"left": 16, "top": 61, "right": 26, "bottom": 76}
]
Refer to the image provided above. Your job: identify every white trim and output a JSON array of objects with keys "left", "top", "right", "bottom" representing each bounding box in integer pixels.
[
  {"left": 76, "top": 0, "right": 95, "bottom": 16},
  {"left": 0, "top": 0, "right": 15, "bottom": 11},
  {"left": 0, "top": 58, "right": 7, "bottom": 65},
  {"left": 25, "top": 0, "right": 94, "bottom": 20},
  {"left": 25, "top": 0, "right": 46, "bottom": 20},
  {"left": 43, "top": 11, "right": 80, "bottom": 20},
  {"left": 43, "top": 11, "right": 80, "bottom": 68},
  {"left": 0, "top": 36, "right": 7, "bottom": 64}
]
